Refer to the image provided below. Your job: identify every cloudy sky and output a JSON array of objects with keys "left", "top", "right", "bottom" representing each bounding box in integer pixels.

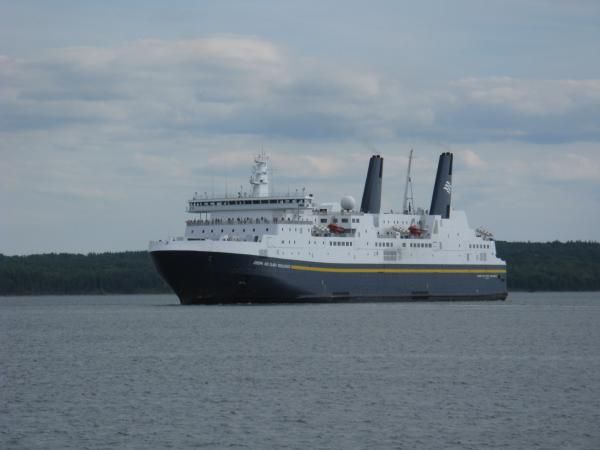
[{"left": 1, "top": 0, "right": 599, "bottom": 254}]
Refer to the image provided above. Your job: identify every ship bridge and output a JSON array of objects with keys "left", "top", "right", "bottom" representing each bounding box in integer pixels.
[
  {"left": 188, "top": 193, "right": 313, "bottom": 213},
  {"left": 188, "top": 152, "right": 313, "bottom": 213}
]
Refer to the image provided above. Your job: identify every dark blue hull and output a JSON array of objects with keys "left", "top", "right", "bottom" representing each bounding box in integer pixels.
[{"left": 150, "top": 250, "right": 508, "bottom": 304}]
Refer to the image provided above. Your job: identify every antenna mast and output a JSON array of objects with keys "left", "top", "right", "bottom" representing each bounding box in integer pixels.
[{"left": 402, "top": 149, "right": 415, "bottom": 214}]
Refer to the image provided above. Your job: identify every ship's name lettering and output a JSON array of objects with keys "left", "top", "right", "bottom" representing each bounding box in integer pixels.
[{"left": 253, "top": 260, "right": 290, "bottom": 269}]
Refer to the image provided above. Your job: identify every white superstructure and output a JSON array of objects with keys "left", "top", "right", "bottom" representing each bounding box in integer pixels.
[{"left": 150, "top": 154, "right": 502, "bottom": 267}]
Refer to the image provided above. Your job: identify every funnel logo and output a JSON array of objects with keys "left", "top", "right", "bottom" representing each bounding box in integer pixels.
[{"left": 443, "top": 181, "right": 452, "bottom": 194}]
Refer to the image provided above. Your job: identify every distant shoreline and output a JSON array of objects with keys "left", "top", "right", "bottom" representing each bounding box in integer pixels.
[{"left": 1, "top": 241, "right": 599, "bottom": 295}]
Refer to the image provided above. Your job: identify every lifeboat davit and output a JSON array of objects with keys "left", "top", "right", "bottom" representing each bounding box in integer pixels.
[
  {"left": 408, "top": 224, "right": 422, "bottom": 236},
  {"left": 328, "top": 223, "right": 346, "bottom": 234}
]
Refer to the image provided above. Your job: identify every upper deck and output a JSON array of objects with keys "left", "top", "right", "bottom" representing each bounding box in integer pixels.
[
  {"left": 188, "top": 152, "right": 316, "bottom": 213},
  {"left": 188, "top": 193, "right": 314, "bottom": 213}
]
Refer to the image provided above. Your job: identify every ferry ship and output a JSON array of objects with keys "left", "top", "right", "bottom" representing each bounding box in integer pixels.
[{"left": 149, "top": 152, "right": 507, "bottom": 304}]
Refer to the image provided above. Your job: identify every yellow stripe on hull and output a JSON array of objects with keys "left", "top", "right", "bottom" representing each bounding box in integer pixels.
[{"left": 290, "top": 265, "right": 506, "bottom": 274}]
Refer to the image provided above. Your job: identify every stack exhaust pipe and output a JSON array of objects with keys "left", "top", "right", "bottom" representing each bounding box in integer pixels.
[
  {"left": 360, "top": 155, "right": 383, "bottom": 214},
  {"left": 429, "top": 152, "right": 453, "bottom": 218}
]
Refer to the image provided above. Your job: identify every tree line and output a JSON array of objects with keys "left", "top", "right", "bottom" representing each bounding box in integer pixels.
[
  {"left": 495, "top": 241, "right": 600, "bottom": 291},
  {"left": 0, "top": 241, "right": 599, "bottom": 295},
  {"left": 0, "top": 251, "right": 169, "bottom": 295}
]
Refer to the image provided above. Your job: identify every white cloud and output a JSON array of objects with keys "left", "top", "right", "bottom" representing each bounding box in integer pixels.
[
  {"left": 458, "top": 149, "right": 486, "bottom": 168},
  {"left": 453, "top": 77, "right": 600, "bottom": 115}
]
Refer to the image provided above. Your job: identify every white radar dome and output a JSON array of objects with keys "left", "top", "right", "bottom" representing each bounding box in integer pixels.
[{"left": 340, "top": 195, "right": 356, "bottom": 211}]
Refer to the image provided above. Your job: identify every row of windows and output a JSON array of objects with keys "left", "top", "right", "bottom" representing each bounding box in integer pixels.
[
  {"left": 410, "top": 242, "right": 433, "bottom": 248},
  {"left": 470, "top": 244, "right": 490, "bottom": 249},
  {"left": 192, "top": 228, "right": 263, "bottom": 234},
  {"left": 190, "top": 198, "right": 305, "bottom": 207},
  {"left": 376, "top": 242, "right": 393, "bottom": 247},
  {"left": 319, "top": 217, "right": 361, "bottom": 224},
  {"left": 330, "top": 241, "right": 352, "bottom": 246}
]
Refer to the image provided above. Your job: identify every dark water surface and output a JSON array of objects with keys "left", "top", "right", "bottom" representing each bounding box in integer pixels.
[{"left": 2, "top": 293, "right": 599, "bottom": 449}]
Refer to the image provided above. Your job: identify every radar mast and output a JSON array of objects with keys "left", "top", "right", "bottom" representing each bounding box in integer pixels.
[
  {"left": 249, "top": 152, "right": 270, "bottom": 197},
  {"left": 402, "top": 149, "right": 415, "bottom": 214}
]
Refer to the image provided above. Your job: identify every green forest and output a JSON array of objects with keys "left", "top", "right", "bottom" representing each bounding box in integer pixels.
[
  {"left": 0, "top": 251, "right": 168, "bottom": 295},
  {"left": 496, "top": 241, "right": 600, "bottom": 291},
  {"left": 1, "top": 241, "right": 599, "bottom": 295}
]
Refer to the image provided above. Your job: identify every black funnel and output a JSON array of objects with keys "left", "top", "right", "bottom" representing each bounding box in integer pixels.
[
  {"left": 429, "top": 152, "right": 453, "bottom": 218},
  {"left": 360, "top": 155, "right": 383, "bottom": 214}
]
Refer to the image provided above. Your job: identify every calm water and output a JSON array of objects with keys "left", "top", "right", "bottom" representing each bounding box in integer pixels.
[{"left": 1, "top": 293, "right": 599, "bottom": 450}]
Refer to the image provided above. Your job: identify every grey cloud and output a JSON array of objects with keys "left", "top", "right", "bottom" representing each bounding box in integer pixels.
[
  {"left": 1, "top": 39, "right": 600, "bottom": 144},
  {"left": 435, "top": 102, "right": 600, "bottom": 144}
]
